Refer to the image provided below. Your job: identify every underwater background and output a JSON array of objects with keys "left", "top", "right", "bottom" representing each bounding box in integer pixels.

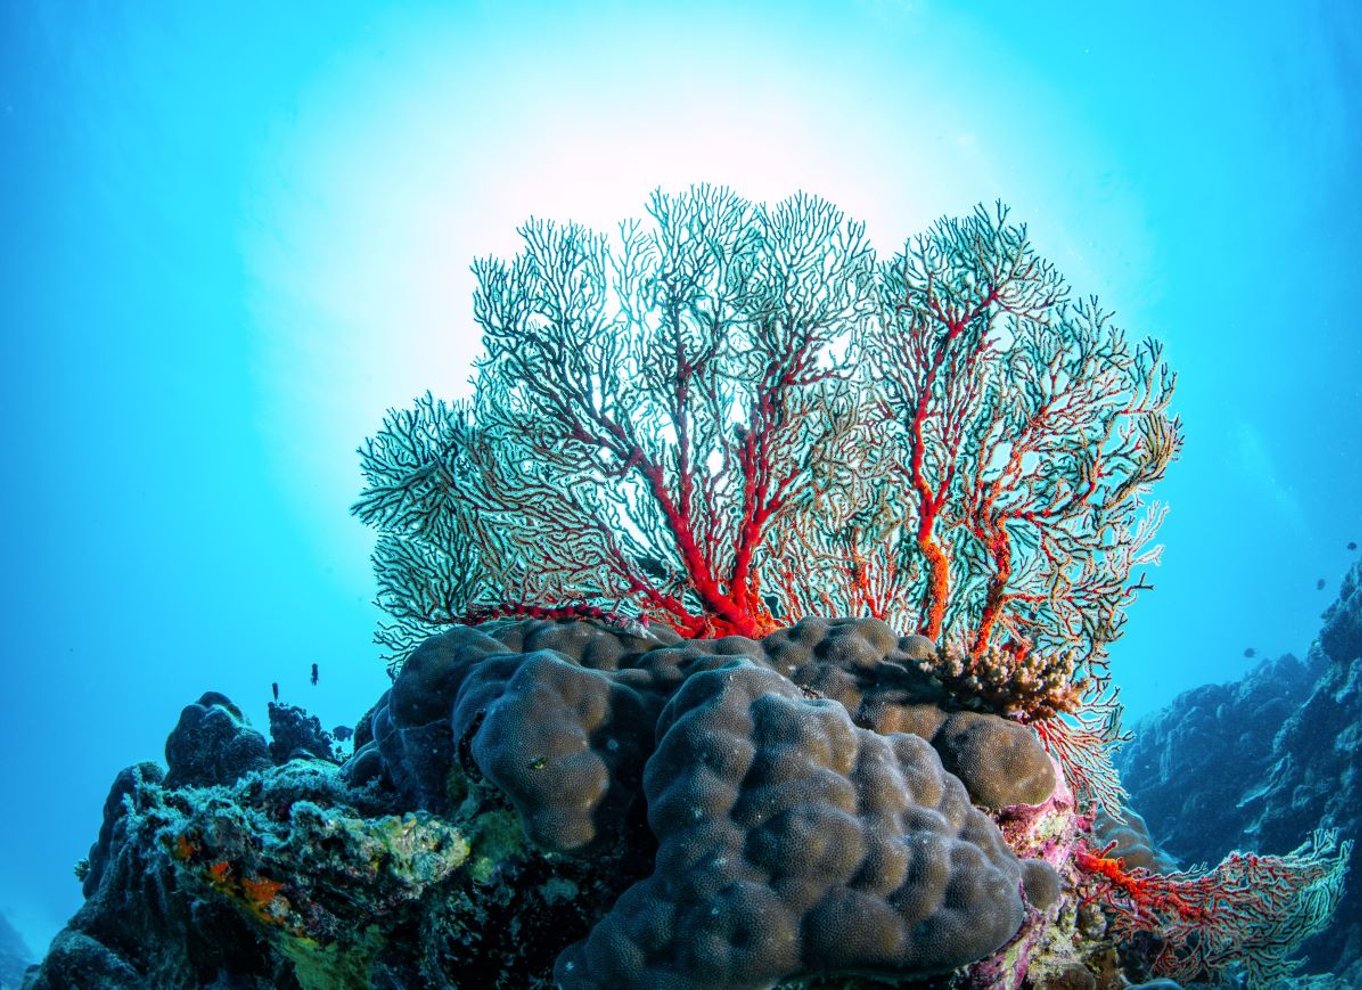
[{"left": 1, "top": 0, "right": 1360, "bottom": 972}]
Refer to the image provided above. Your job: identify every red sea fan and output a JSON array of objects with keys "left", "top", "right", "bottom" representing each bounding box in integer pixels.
[
  {"left": 353, "top": 189, "right": 1181, "bottom": 726},
  {"left": 1032, "top": 682, "right": 1130, "bottom": 818},
  {"left": 1075, "top": 829, "right": 1353, "bottom": 988}
]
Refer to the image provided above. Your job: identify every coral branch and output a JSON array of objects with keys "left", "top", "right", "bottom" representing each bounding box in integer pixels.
[
  {"left": 1032, "top": 682, "right": 1130, "bottom": 817},
  {"left": 353, "top": 191, "right": 1180, "bottom": 724},
  {"left": 1075, "top": 830, "right": 1353, "bottom": 988}
]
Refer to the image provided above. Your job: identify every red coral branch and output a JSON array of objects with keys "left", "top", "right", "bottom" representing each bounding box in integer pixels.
[
  {"left": 1075, "top": 830, "right": 1353, "bottom": 988},
  {"left": 356, "top": 193, "right": 1181, "bottom": 715}
]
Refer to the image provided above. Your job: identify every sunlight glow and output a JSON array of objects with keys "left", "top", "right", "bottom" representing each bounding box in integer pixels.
[{"left": 240, "top": 3, "right": 1138, "bottom": 579}]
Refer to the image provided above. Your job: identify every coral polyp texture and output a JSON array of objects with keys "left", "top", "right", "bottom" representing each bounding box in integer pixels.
[{"left": 556, "top": 662, "right": 1026, "bottom": 989}]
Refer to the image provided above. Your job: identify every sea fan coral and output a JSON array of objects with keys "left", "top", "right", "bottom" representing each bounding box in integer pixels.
[
  {"left": 354, "top": 188, "right": 1180, "bottom": 724},
  {"left": 1075, "top": 829, "right": 1353, "bottom": 988}
]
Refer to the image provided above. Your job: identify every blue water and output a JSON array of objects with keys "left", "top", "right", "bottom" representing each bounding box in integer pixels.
[{"left": 2, "top": 0, "right": 1359, "bottom": 962}]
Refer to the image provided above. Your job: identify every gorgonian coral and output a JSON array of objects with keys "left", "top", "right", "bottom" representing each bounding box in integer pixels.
[
  {"left": 1075, "top": 829, "right": 1353, "bottom": 988},
  {"left": 353, "top": 187, "right": 1181, "bottom": 722}
]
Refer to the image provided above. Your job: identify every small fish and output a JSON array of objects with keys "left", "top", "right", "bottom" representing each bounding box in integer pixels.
[
  {"left": 637, "top": 555, "right": 670, "bottom": 581},
  {"left": 271, "top": 682, "right": 279, "bottom": 702},
  {"left": 1349, "top": 541, "right": 1358, "bottom": 551},
  {"left": 311, "top": 662, "right": 319, "bottom": 686},
  {"left": 1316, "top": 578, "right": 1326, "bottom": 591},
  {"left": 1243, "top": 647, "right": 1256, "bottom": 659},
  {"left": 332, "top": 725, "right": 354, "bottom": 742}
]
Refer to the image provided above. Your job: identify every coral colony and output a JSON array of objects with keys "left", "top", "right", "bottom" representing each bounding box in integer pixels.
[{"left": 26, "top": 189, "right": 1350, "bottom": 989}]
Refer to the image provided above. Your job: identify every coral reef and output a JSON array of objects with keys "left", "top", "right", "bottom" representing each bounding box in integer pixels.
[
  {"left": 24, "top": 191, "right": 1350, "bottom": 989},
  {"left": 1120, "top": 559, "right": 1362, "bottom": 986},
  {"left": 26, "top": 611, "right": 1352, "bottom": 988},
  {"left": 27, "top": 617, "right": 1151, "bottom": 990}
]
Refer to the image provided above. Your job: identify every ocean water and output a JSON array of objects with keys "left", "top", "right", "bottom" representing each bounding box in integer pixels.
[{"left": 2, "top": 0, "right": 1360, "bottom": 976}]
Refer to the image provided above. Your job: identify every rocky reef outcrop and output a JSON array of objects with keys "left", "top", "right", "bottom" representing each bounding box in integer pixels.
[
  {"left": 24, "top": 616, "right": 1163, "bottom": 989},
  {"left": 1120, "top": 559, "right": 1362, "bottom": 986},
  {"left": 0, "top": 909, "right": 30, "bottom": 990}
]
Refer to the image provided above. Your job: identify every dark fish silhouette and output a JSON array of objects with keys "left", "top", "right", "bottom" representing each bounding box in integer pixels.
[
  {"left": 311, "top": 662, "right": 319, "bottom": 686},
  {"left": 637, "top": 554, "right": 670, "bottom": 580},
  {"left": 1243, "top": 647, "right": 1256, "bottom": 659},
  {"left": 332, "top": 725, "right": 354, "bottom": 742},
  {"left": 271, "top": 681, "right": 279, "bottom": 702},
  {"left": 1316, "top": 578, "right": 1326, "bottom": 591},
  {"left": 1349, "top": 541, "right": 1358, "bottom": 551}
]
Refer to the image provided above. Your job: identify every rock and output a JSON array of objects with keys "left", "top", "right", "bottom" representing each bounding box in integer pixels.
[{"left": 163, "top": 693, "right": 271, "bottom": 789}]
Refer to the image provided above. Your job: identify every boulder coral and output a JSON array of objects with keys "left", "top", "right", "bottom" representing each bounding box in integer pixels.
[{"left": 558, "top": 662, "right": 1027, "bottom": 988}]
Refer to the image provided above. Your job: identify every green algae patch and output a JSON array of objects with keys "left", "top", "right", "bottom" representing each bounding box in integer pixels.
[
  {"left": 279, "top": 926, "right": 386, "bottom": 990},
  {"left": 369, "top": 812, "right": 472, "bottom": 886},
  {"left": 467, "top": 808, "right": 529, "bottom": 884}
]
